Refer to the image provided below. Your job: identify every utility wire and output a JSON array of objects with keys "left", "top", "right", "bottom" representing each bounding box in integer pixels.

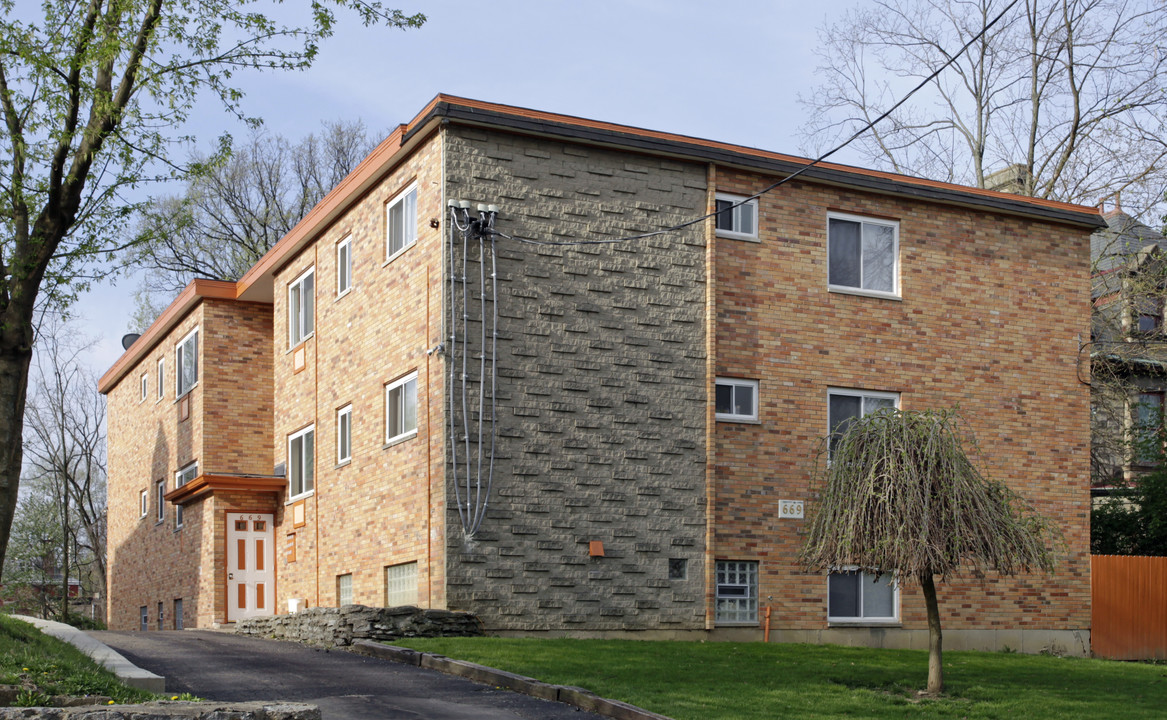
[{"left": 497, "top": 0, "right": 1022, "bottom": 248}]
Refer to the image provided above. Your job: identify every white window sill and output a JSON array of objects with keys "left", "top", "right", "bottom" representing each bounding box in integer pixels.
[
  {"left": 828, "top": 620, "right": 902, "bottom": 627},
  {"left": 335, "top": 458, "right": 352, "bottom": 469},
  {"left": 828, "top": 285, "right": 902, "bottom": 301},
  {"left": 714, "top": 621, "right": 760, "bottom": 627},
  {"left": 286, "top": 490, "right": 315, "bottom": 505},
  {"left": 716, "top": 230, "right": 760, "bottom": 243},
  {"left": 384, "top": 429, "right": 418, "bottom": 449},
  {"left": 174, "top": 385, "right": 197, "bottom": 403},
  {"left": 715, "top": 415, "right": 761, "bottom": 424},
  {"left": 335, "top": 287, "right": 353, "bottom": 302},
  {"left": 382, "top": 241, "right": 417, "bottom": 267},
  {"left": 286, "top": 335, "right": 314, "bottom": 355}
]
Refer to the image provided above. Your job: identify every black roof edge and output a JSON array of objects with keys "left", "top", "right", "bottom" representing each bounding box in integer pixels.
[{"left": 406, "top": 100, "right": 1105, "bottom": 230}]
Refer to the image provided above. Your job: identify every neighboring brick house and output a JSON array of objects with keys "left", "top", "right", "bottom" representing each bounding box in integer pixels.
[
  {"left": 1090, "top": 208, "right": 1167, "bottom": 487},
  {"left": 100, "top": 95, "right": 1102, "bottom": 653}
]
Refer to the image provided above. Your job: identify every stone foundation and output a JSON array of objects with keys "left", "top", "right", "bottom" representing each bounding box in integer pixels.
[
  {"left": 234, "top": 605, "right": 482, "bottom": 646},
  {"left": 0, "top": 701, "right": 319, "bottom": 720}
]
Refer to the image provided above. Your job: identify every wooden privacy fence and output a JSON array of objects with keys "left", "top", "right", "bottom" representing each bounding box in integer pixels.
[{"left": 1091, "top": 554, "right": 1167, "bottom": 660}]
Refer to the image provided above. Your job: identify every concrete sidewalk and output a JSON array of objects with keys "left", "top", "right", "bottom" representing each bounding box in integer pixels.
[{"left": 13, "top": 615, "right": 166, "bottom": 693}]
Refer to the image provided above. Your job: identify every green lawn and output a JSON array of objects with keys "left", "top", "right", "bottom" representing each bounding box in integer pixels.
[
  {"left": 0, "top": 614, "right": 156, "bottom": 706},
  {"left": 395, "top": 637, "right": 1166, "bottom": 720}
]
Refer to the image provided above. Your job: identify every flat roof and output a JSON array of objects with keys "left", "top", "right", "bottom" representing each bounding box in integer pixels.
[{"left": 99, "top": 94, "right": 1106, "bottom": 393}]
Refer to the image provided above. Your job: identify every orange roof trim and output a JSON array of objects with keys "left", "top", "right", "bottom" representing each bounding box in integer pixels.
[{"left": 100, "top": 93, "right": 1105, "bottom": 392}]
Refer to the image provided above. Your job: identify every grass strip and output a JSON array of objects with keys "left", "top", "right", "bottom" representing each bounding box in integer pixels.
[
  {"left": 0, "top": 614, "right": 156, "bottom": 706},
  {"left": 395, "top": 637, "right": 1167, "bottom": 720}
]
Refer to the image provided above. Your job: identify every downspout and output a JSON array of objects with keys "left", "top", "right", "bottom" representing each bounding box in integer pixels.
[
  {"left": 704, "top": 163, "right": 718, "bottom": 631},
  {"left": 314, "top": 242, "right": 320, "bottom": 609}
]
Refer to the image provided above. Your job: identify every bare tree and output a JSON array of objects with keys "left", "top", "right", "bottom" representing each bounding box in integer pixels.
[
  {"left": 0, "top": 0, "right": 424, "bottom": 577},
  {"left": 801, "top": 408, "right": 1057, "bottom": 695},
  {"left": 20, "top": 318, "right": 108, "bottom": 622},
  {"left": 800, "top": 0, "right": 1167, "bottom": 221},
  {"left": 125, "top": 121, "right": 377, "bottom": 330}
]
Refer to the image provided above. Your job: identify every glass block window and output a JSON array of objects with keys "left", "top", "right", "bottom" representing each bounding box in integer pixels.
[
  {"left": 715, "top": 560, "right": 758, "bottom": 624},
  {"left": 385, "top": 562, "right": 418, "bottom": 607},
  {"left": 337, "top": 573, "right": 353, "bottom": 606}
]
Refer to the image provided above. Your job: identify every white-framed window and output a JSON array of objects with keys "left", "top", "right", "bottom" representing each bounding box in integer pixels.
[
  {"left": 140, "top": 489, "right": 148, "bottom": 518},
  {"left": 828, "top": 388, "right": 899, "bottom": 458},
  {"left": 175, "top": 462, "right": 197, "bottom": 529},
  {"left": 155, "top": 479, "right": 166, "bottom": 523},
  {"left": 288, "top": 268, "right": 315, "bottom": 348},
  {"left": 385, "top": 562, "right": 418, "bottom": 607},
  {"left": 828, "top": 569, "right": 899, "bottom": 624},
  {"left": 715, "top": 378, "right": 759, "bottom": 422},
  {"left": 140, "top": 372, "right": 148, "bottom": 402},
  {"left": 715, "top": 560, "right": 758, "bottom": 624},
  {"left": 176, "top": 328, "right": 198, "bottom": 397},
  {"left": 337, "top": 573, "right": 353, "bottom": 606},
  {"left": 288, "top": 425, "right": 315, "bottom": 499},
  {"left": 715, "top": 193, "right": 758, "bottom": 241},
  {"left": 156, "top": 357, "right": 165, "bottom": 400},
  {"left": 337, "top": 404, "right": 352, "bottom": 465},
  {"left": 385, "top": 183, "right": 418, "bottom": 260},
  {"left": 827, "top": 212, "right": 899, "bottom": 297},
  {"left": 337, "top": 235, "right": 352, "bottom": 297},
  {"left": 385, "top": 372, "right": 418, "bottom": 444}
]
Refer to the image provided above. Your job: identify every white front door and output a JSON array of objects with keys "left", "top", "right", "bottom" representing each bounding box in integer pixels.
[{"left": 226, "top": 512, "right": 275, "bottom": 622}]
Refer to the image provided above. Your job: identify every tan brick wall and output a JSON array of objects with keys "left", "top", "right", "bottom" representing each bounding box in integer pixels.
[
  {"left": 270, "top": 131, "right": 446, "bottom": 614},
  {"left": 203, "top": 300, "right": 274, "bottom": 476},
  {"left": 106, "top": 307, "right": 206, "bottom": 630},
  {"left": 106, "top": 301, "right": 279, "bottom": 630},
  {"left": 710, "top": 169, "right": 1092, "bottom": 633}
]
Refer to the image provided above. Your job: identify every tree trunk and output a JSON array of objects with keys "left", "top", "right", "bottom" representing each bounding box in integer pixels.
[
  {"left": 920, "top": 571, "right": 944, "bottom": 694},
  {"left": 0, "top": 340, "right": 34, "bottom": 578}
]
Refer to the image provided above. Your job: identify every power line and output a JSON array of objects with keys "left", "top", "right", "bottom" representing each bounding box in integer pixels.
[{"left": 499, "top": 0, "right": 1022, "bottom": 248}]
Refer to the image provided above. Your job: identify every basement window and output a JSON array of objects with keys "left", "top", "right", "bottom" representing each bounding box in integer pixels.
[
  {"left": 715, "top": 560, "right": 758, "bottom": 624},
  {"left": 385, "top": 562, "right": 418, "bottom": 607},
  {"left": 828, "top": 569, "right": 898, "bottom": 624}
]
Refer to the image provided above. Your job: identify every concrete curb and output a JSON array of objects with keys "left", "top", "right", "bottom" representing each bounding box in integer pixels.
[
  {"left": 12, "top": 616, "right": 167, "bottom": 693},
  {"left": 350, "top": 640, "right": 673, "bottom": 720}
]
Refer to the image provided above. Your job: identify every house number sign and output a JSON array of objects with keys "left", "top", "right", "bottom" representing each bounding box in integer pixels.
[{"left": 779, "top": 500, "right": 804, "bottom": 519}]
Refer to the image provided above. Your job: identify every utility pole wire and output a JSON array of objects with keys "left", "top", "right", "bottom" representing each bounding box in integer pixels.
[{"left": 499, "top": 0, "right": 1024, "bottom": 248}]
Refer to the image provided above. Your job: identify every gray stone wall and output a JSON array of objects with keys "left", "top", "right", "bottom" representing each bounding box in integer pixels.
[
  {"left": 234, "top": 605, "right": 482, "bottom": 646},
  {"left": 441, "top": 126, "right": 709, "bottom": 631},
  {"left": 0, "top": 702, "right": 320, "bottom": 720}
]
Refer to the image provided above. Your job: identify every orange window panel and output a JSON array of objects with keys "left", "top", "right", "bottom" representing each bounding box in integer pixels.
[
  {"left": 256, "top": 540, "right": 265, "bottom": 571},
  {"left": 237, "top": 539, "right": 246, "bottom": 570}
]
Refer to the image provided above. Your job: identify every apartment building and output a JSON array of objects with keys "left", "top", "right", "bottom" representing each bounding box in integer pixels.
[{"left": 100, "top": 95, "right": 1102, "bottom": 652}]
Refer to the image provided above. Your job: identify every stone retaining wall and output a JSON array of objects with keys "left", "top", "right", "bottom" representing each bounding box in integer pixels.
[
  {"left": 234, "top": 605, "right": 482, "bottom": 646},
  {"left": 0, "top": 701, "right": 319, "bottom": 719}
]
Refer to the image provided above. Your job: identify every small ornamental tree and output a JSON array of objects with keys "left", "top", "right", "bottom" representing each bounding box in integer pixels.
[{"left": 800, "top": 408, "right": 1058, "bottom": 695}]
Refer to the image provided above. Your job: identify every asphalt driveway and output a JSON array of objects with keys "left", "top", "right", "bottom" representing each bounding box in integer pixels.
[{"left": 92, "top": 630, "right": 607, "bottom": 720}]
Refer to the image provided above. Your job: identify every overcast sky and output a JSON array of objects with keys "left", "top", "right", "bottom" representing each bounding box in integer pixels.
[{"left": 80, "top": 0, "right": 857, "bottom": 374}]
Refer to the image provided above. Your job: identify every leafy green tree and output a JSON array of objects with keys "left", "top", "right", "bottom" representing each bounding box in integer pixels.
[
  {"left": 801, "top": 408, "right": 1058, "bottom": 695},
  {"left": 0, "top": 0, "right": 423, "bottom": 575},
  {"left": 1092, "top": 400, "right": 1167, "bottom": 555}
]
